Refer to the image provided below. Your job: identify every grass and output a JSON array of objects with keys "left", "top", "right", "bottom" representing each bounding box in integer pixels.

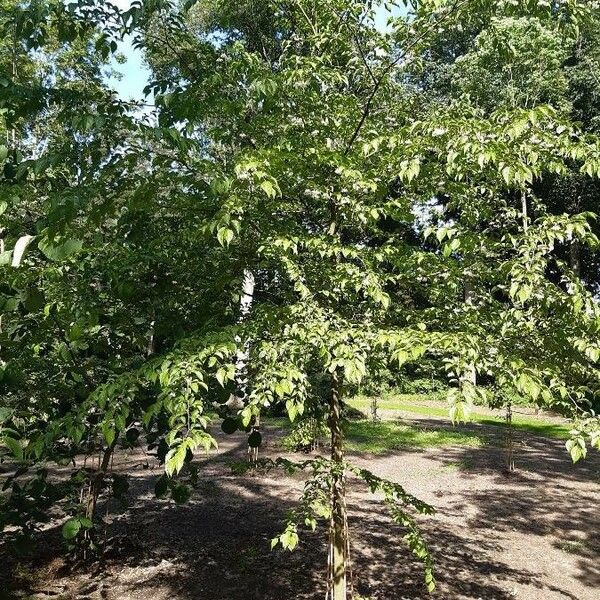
[
  {"left": 263, "top": 414, "right": 484, "bottom": 454},
  {"left": 475, "top": 416, "right": 570, "bottom": 440},
  {"left": 343, "top": 419, "right": 485, "bottom": 454},
  {"left": 265, "top": 416, "right": 292, "bottom": 429},
  {"left": 260, "top": 392, "right": 569, "bottom": 455},
  {"left": 559, "top": 540, "right": 587, "bottom": 555},
  {"left": 348, "top": 394, "right": 572, "bottom": 441}
]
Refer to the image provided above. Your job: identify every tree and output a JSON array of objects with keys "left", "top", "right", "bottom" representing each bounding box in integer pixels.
[
  {"left": 410, "top": 1, "right": 600, "bottom": 469},
  {"left": 2, "top": 1, "right": 600, "bottom": 598}
]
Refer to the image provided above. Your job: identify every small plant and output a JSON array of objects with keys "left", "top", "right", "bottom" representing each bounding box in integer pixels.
[{"left": 282, "top": 418, "right": 329, "bottom": 453}]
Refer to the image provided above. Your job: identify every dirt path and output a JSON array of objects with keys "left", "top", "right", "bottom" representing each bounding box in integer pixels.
[{"left": 3, "top": 418, "right": 599, "bottom": 600}]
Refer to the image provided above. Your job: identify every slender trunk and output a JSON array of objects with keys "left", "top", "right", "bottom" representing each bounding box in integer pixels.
[
  {"left": 228, "top": 270, "right": 254, "bottom": 412},
  {"left": 85, "top": 441, "right": 117, "bottom": 521},
  {"left": 147, "top": 310, "right": 155, "bottom": 357},
  {"left": 226, "top": 270, "right": 257, "bottom": 459},
  {"left": 328, "top": 369, "right": 347, "bottom": 600},
  {"left": 370, "top": 396, "right": 379, "bottom": 422},
  {"left": 503, "top": 189, "right": 525, "bottom": 474},
  {"left": 505, "top": 403, "right": 515, "bottom": 473},
  {"left": 227, "top": 271, "right": 255, "bottom": 408},
  {"left": 463, "top": 284, "right": 476, "bottom": 386}
]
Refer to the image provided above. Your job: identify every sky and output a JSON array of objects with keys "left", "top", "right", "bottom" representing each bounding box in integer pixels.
[
  {"left": 106, "top": 0, "right": 147, "bottom": 100},
  {"left": 108, "top": 1, "right": 403, "bottom": 101}
]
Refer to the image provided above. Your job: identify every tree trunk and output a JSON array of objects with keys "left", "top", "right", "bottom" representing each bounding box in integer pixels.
[
  {"left": 328, "top": 368, "right": 347, "bottom": 600},
  {"left": 147, "top": 309, "right": 156, "bottom": 357},
  {"left": 85, "top": 440, "right": 117, "bottom": 521},
  {"left": 225, "top": 270, "right": 257, "bottom": 457},
  {"left": 505, "top": 403, "right": 515, "bottom": 473},
  {"left": 228, "top": 270, "right": 255, "bottom": 409},
  {"left": 521, "top": 190, "right": 528, "bottom": 233},
  {"left": 570, "top": 239, "right": 581, "bottom": 278},
  {"left": 370, "top": 396, "right": 379, "bottom": 422}
]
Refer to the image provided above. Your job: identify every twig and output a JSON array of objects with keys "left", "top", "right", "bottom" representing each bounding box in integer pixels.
[{"left": 344, "top": 0, "right": 469, "bottom": 155}]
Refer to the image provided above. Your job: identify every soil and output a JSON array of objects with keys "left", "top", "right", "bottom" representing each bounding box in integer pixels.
[{"left": 2, "top": 415, "right": 599, "bottom": 600}]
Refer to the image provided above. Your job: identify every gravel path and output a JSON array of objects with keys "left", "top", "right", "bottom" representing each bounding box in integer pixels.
[{"left": 3, "top": 416, "right": 599, "bottom": 600}]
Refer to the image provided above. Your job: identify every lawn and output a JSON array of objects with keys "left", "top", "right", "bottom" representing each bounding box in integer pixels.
[
  {"left": 264, "top": 392, "right": 570, "bottom": 455},
  {"left": 347, "top": 394, "right": 572, "bottom": 440},
  {"left": 342, "top": 419, "right": 485, "bottom": 454}
]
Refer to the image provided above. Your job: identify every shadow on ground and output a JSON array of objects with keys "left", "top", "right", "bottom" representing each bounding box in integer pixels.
[{"left": 2, "top": 420, "right": 599, "bottom": 600}]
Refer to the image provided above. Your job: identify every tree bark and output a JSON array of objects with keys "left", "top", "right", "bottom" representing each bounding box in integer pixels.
[
  {"left": 85, "top": 440, "right": 117, "bottom": 521},
  {"left": 370, "top": 396, "right": 379, "bottom": 422},
  {"left": 328, "top": 368, "right": 347, "bottom": 600},
  {"left": 505, "top": 403, "right": 515, "bottom": 473},
  {"left": 521, "top": 190, "right": 528, "bottom": 234},
  {"left": 225, "top": 270, "right": 259, "bottom": 460},
  {"left": 226, "top": 269, "right": 255, "bottom": 414},
  {"left": 570, "top": 239, "right": 581, "bottom": 278}
]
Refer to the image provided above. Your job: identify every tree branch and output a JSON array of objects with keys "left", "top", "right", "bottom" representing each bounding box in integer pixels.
[{"left": 344, "top": 0, "right": 469, "bottom": 156}]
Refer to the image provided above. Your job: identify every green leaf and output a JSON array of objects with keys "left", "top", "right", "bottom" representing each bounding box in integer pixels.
[
  {"left": 216, "top": 227, "right": 234, "bottom": 247},
  {"left": 101, "top": 422, "right": 115, "bottom": 446},
  {"left": 22, "top": 288, "right": 45, "bottom": 312},
  {"left": 165, "top": 443, "right": 187, "bottom": 477},
  {"left": 39, "top": 238, "right": 83, "bottom": 262},
  {"left": 260, "top": 179, "right": 277, "bottom": 198},
  {"left": 566, "top": 438, "right": 587, "bottom": 463},
  {"left": 61, "top": 518, "right": 81, "bottom": 540},
  {"left": 2, "top": 436, "right": 23, "bottom": 460},
  {"left": 280, "top": 527, "right": 299, "bottom": 551}
]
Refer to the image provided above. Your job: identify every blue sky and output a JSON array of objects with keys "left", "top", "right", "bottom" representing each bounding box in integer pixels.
[{"left": 108, "top": 1, "right": 403, "bottom": 101}]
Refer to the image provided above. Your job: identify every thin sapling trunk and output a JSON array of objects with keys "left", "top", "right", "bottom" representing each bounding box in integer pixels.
[{"left": 328, "top": 368, "right": 348, "bottom": 600}]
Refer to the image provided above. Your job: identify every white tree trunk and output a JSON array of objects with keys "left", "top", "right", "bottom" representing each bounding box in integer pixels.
[{"left": 226, "top": 269, "right": 255, "bottom": 413}]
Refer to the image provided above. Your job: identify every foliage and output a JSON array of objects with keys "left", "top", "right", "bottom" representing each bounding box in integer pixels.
[
  {"left": 2, "top": 0, "right": 600, "bottom": 595},
  {"left": 249, "top": 456, "right": 436, "bottom": 592},
  {"left": 281, "top": 418, "right": 329, "bottom": 453}
]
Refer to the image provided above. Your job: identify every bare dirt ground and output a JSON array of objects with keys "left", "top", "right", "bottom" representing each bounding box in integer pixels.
[{"left": 2, "top": 416, "right": 599, "bottom": 600}]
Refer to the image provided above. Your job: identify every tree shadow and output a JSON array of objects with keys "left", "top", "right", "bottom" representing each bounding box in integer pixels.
[
  {"left": 408, "top": 418, "right": 600, "bottom": 596},
  {"left": 2, "top": 422, "right": 598, "bottom": 599}
]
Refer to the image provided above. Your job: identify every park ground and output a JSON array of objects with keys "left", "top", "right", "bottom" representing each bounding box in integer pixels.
[{"left": 2, "top": 394, "right": 599, "bottom": 600}]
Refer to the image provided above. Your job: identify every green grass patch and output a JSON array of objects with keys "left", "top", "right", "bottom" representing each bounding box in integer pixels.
[
  {"left": 264, "top": 416, "right": 292, "bottom": 429},
  {"left": 343, "top": 419, "right": 485, "bottom": 454},
  {"left": 348, "top": 395, "right": 571, "bottom": 440},
  {"left": 559, "top": 540, "right": 588, "bottom": 555},
  {"left": 351, "top": 394, "right": 447, "bottom": 416},
  {"left": 475, "top": 416, "right": 570, "bottom": 440}
]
